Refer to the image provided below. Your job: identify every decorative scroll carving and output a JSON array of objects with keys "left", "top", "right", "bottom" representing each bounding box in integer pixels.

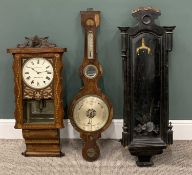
[
  {"left": 17, "top": 35, "right": 57, "bottom": 48},
  {"left": 23, "top": 85, "right": 53, "bottom": 99},
  {"left": 132, "top": 7, "right": 160, "bottom": 14},
  {"left": 132, "top": 7, "right": 161, "bottom": 25}
]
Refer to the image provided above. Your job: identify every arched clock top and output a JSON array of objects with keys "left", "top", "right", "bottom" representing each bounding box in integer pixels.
[
  {"left": 132, "top": 7, "right": 161, "bottom": 25},
  {"left": 119, "top": 7, "right": 175, "bottom": 39}
]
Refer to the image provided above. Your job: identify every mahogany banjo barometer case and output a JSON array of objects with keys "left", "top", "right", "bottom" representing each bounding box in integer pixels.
[
  {"left": 69, "top": 9, "right": 113, "bottom": 162},
  {"left": 119, "top": 7, "right": 175, "bottom": 166},
  {"left": 7, "top": 36, "right": 67, "bottom": 157}
]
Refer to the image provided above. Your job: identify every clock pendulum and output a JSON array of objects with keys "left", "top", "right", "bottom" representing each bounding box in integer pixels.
[
  {"left": 7, "top": 36, "right": 67, "bottom": 156},
  {"left": 69, "top": 8, "right": 113, "bottom": 162},
  {"left": 118, "top": 7, "right": 175, "bottom": 166}
]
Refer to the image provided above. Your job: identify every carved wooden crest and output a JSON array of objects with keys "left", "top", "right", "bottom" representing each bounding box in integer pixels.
[{"left": 17, "top": 35, "right": 57, "bottom": 48}]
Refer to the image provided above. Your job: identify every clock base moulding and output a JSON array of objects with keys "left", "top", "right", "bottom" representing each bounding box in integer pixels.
[{"left": 22, "top": 129, "right": 64, "bottom": 157}]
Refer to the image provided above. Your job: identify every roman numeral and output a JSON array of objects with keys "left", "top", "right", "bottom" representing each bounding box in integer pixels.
[
  {"left": 37, "top": 59, "right": 39, "bottom": 64},
  {"left": 46, "top": 66, "right": 50, "bottom": 69},
  {"left": 31, "top": 80, "right": 34, "bottom": 84},
  {"left": 37, "top": 82, "right": 39, "bottom": 86},
  {"left": 47, "top": 72, "right": 52, "bottom": 74},
  {"left": 46, "top": 76, "right": 50, "bottom": 80},
  {"left": 26, "top": 76, "right": 30, "bottom": 80},
  {"left": 25, "top": 72, "right": 29, "bottom": 74},
  {"left": 31, "top": 61, "right": 34, "bottom": 65}
]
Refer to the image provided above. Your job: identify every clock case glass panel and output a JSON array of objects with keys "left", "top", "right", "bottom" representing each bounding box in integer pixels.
[
  {"left": 132, "top": 33, "right": 161, "bottom": 138},
  {"left": 119, "top": 7, "right": 175, "bottom": 166},
  {"left": 22, "top": 56, "right": 55, "bottom": 125},
  {"left": 24, "top": 100, "right": 54, "bottom": 123}
]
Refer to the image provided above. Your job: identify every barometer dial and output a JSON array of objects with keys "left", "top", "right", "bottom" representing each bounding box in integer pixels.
[{"left": 73, "top": 95, "right": 109, "bottom": 132}]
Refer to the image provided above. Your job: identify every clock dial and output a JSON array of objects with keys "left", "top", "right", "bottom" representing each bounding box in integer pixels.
[
  {"left": 87, "top": 31, "right": 94, "bottom": 59},
  {"left": 73, "top": 95, "right": 109, "bottom": 132},
  {"left": 22, "top": 58, "right": 54, "bottom": 89}
]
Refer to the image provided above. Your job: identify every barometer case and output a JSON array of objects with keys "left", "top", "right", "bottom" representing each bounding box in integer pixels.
[
  {"left": 69, "top": 9, "right": 113, "bottom": 162},
  {"left": 7, "top": 36, "right": 67, "bottom": 157},
  {"left": 119, "top": 7, "right": 175, "bottom": 166}
]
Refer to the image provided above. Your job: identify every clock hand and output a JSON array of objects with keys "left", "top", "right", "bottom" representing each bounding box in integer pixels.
[
  {"left": 37, "top": 70, "right": 51, "bottom": 74},
  {"left": 26, "top": 66, "right": 39, "bottom": 73}
]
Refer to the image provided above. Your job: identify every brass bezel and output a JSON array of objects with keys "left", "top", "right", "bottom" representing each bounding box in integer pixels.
[{"left": 83, "top": 64, "right": 98, "bottom": 79}]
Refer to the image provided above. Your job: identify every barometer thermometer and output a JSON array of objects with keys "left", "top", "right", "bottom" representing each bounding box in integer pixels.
[{"left": 87, "top": 31, "right": 94, "bottom": 59}]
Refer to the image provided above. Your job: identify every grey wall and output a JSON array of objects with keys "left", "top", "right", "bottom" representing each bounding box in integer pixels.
[{"left": 0, "top": 0, "right": 190, "bottom": 119}]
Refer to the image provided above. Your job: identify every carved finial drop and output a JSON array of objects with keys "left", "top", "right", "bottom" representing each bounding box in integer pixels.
[{"left": 168, "top": 122, "right": 173, "bottom": 130}]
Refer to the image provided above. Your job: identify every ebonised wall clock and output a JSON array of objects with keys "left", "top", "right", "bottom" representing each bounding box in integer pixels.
[
  {"left": 119, "top": 7, "right": 175, "bottom": 166},
  {"left": 7, "top": 36, "right": 67, "bottom": 157},
  {"left": 69, "top": 8, "right": 113, "bottom": 162}
]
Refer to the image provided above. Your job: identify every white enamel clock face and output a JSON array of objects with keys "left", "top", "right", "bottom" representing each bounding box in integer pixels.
[
  {"left": 22, "top": 58, "right": 54, "bottom": 89},
  {"left": 87, "top": 31, "right": 94, "bottom": 59},
  {"left": 73, "top": 95, "right": 109, "bottom": 132}
]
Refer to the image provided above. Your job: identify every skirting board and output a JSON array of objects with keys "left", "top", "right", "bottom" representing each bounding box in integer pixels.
[{"left": 0, "top": 119, "right": 191, "bottom": 140}]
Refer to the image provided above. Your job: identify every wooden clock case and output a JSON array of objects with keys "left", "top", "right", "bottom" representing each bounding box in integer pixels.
[
  {"left": 119, "top": 7, "right": 175, "bottom": 166},
  {"left": 7, "top": 36, "right": 67, "bottom": 157}
]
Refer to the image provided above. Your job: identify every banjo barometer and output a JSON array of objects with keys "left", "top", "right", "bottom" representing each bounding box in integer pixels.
[
  {"left": 69, "top": 9, "right": 113, "bottom": 161},
  {"left": 119, "top": 7, "right": 175, "bottom": 166}
]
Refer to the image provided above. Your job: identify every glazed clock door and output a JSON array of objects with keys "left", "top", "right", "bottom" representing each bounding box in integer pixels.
[
  {"left": 119, "top": 7, "right": 175, "bottom": 166},
  {"left": 22, "top": 57, "right": 55, "bottom": 124},
  {"left": 132, "top": 34, "right": 161, "bottom": 139}
]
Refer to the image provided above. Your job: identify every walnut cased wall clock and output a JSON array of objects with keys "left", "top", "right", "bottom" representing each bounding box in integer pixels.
[
  {"left": 118, "top": 7, "right": 175, "bottom": 166},
  {"left": 69, "top": 9, "right": 113, "bottom": 162},
  {"left": 7, "top": 36, "right": 67, "bottom": 157}
]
